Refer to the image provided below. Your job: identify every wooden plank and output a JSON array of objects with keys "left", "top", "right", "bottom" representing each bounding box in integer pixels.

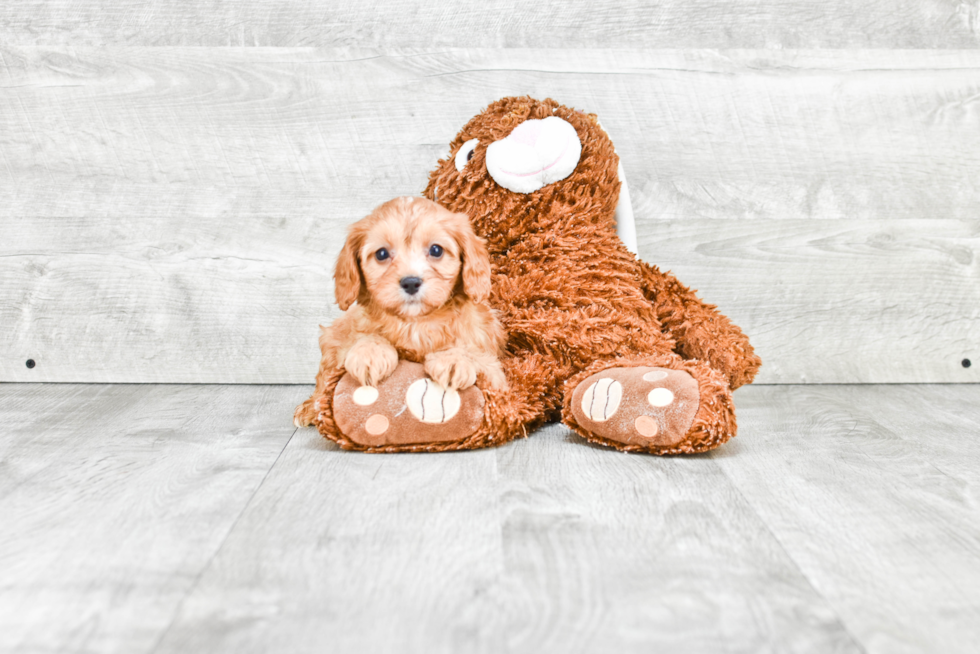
[
  {"left": 1, "top": 0, "right": 979, "bottom": 48},
  {"left": 836, "top": 384, "right": 980, "bottom": 491},
  {"left": 1, "top": 48, "right": 979, "bottom": 383},
  {"left": 2, "top": 49, "right": 979, "bottom": 222},
  {"left": 714, "top": 384, "right": 980, "bottom": 654},
  {"left": 0, "top": 213, "right": 336, "bottom": 384},
  {"left": 4, "top": 383, "right": 980, "bottom": 652},
  {"left": 1, "top": 215, "right": 975, "bottom": 385},
  {"left": 151, "top": 427, "right": 508, "bottom": 654},
  {"left": 638, "top": 219, "right": 980, "bottom": 384},
  {"left": 484, "top": 423, "right": 862, "bottom": 653},
  {"left": 0, "top": 383, "right": 298, "bottom": 654},
  {"left": 152, "top": 422, "right": 862, "bottom": 653}
]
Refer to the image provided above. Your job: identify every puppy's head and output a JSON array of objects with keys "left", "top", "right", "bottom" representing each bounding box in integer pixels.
[{"left": 335, "top": 196, "right": 491, "bottom": 317}]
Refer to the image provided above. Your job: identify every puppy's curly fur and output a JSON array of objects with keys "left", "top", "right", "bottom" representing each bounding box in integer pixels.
[{"left": 294, "top": 196, "right": 506, "bottom": 428}]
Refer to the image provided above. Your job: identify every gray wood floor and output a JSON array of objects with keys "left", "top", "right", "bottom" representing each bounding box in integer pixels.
[{"left": 2, "top": 383, "right": 979, "bottom": 653}]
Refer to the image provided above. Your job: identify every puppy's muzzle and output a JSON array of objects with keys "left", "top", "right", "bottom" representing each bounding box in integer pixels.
[{"left": 400, "top": 276, "right": 423, "bottom": 296}]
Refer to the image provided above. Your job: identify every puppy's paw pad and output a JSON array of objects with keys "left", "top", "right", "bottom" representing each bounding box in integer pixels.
[
  {"left": 570, "top": 366, "right": 699, "bottom": 448},
  {"left": 333, "top": 361, "right": 484, "bottom": 449}
]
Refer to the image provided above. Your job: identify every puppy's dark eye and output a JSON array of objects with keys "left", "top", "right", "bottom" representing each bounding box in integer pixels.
[
  {"left": 375, "top": 248, "right": 390, "bottom": 262},
  {"left": 428, "top": 244, "right": 444, "bottom": 258},
  {"left": 466, "top": 149, "right": 474, "bottom": 161}
]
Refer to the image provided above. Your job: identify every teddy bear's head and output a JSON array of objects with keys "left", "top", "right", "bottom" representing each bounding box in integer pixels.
[{"left": 423, "top": 97, "right": 621, "bottom": 251}]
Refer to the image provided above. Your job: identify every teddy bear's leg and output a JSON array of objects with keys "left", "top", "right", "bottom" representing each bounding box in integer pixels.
[
  {"left": 637, "top": 260, "right": 761, "bottom": 389},
  {"left": 562, "top": 355, "right": 737, "bottom": 455},
  {"left": 309, "top": 354, "right": 561, "bottom": 452}
]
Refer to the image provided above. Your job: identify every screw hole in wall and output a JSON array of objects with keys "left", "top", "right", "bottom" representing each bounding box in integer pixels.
[
  {"left": 26, "top": 359, "right": 36, "bottom": 369},
  {"left": 964, "top": 359, "right": 973, "bottom": 369}
]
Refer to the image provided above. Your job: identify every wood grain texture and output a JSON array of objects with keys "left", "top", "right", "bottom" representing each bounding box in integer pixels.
[
  {"left": 639, "top": 219, "right": 980, "bottom": 384},
  {"left": 1, "top": 48, "right": 978, "bottom": 383},
  {"left": 0, "top": 384, "right": 297, "bottom": 654},
  {"left": 715, "top": 384, "right": 980, "bottom": 654},
  {"left": 152, "top": 427, "right": 507, "bottom": 654},
  {"left": 3, "top": 49, "right": 979, "bottom": 222},
  {"left": 154, "top": 421, "right": 862, "bottom": 654},
  {"left": 4, "top": 383, "right": 980, "bottom": 652},
  {"left": 1, "top": 0, "right": 979, "bottom": 48},
  {"left": 482, "top": 423, "right": 861, "bottom": 653}
]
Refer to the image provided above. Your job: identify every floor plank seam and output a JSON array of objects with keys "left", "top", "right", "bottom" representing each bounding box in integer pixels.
[
  {"left": 144, "top": 425, "right": 299, "bottom": 654},
  {"left": 709, "top": 454, "right": 871, "bottom": 654}
]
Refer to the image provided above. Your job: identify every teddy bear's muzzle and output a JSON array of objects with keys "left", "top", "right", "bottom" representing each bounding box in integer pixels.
[{"left": 485, "top": 116, "right": 582, "bottom": 194}]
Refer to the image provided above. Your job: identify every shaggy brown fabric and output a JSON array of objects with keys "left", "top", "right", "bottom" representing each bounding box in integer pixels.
[
  {"left": 314, "top": 95, "right": 759, "bottom": 454},
  {"left": 422, "top": 96, "right": 759, "bottom": 454},
  {"left": 637, "top": 261, "right": 762, "bottom": 390}
]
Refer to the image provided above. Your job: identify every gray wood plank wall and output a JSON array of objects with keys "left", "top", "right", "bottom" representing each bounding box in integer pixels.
[
  {"left": 1, "top": 10, "right": 978, "bottom": 384},
  {"left": 3, "top": 1, "right": 980, "bottom": 47}
]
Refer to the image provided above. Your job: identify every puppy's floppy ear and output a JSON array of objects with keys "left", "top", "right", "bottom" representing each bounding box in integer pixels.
[
  {"left": 334, "top": 222, "right": 367, "bottom": 311},
  {"left": 451, "top": 211, "right": 492, "bottom": 303}
]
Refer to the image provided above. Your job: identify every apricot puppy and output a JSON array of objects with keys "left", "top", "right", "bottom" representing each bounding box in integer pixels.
[{"left": 294, "top": 196, "right": 506, "bottom": 428}]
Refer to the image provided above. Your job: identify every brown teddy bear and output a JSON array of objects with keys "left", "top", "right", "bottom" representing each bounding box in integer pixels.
[{"left": 304, "top": 96, "right": 760, "bottom": 454}]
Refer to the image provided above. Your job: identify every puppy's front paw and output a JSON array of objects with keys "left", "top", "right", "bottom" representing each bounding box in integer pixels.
[
  {"left": 425, "top": 348, "right": 478, "bottom": 390},
  {"left": 344, "top": 336, "right": 399, "bottom": 386},
  {"left": 293, "top": 398, "right": 317, "bottom": 427},
  {"left": 483, "top": 361, "right": 508, "bottom": 391}
]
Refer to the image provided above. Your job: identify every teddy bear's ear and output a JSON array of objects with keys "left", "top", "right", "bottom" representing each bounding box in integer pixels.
[
  {"left": 451, "top": 212, "right": 491, "bottom": 303},
  {"left": 334, "top": 223, "right": 367, "bottom": 311},
  {"left": 590, "top": 119, "right": 637, "bottom": 255},
  {"left": 614, "top": 162, "right": 638, "bottom": 255}
]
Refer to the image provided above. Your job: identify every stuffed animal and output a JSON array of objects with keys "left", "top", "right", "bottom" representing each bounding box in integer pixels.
[{"left": 307, "top": 96, "right": 760, "bottom": 454}]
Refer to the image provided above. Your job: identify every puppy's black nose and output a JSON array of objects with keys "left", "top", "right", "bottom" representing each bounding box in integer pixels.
[{"left": 400, "top": 276, "right": 423, "bottom": 295}]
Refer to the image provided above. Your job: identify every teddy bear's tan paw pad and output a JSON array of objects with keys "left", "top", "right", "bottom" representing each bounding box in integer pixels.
[
  {"left": 405, "top": 379, "right": 461, "bottom": 423},
  {"left": 332, "top": 361, "right": 483, "bottom": 448},
  {"left": 571, "top": 367, "right": 699, "bottom": 447}
]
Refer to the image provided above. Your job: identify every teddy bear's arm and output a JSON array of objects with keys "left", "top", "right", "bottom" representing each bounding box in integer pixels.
[{"left": 637, "top": 261, "right": 761, "bottom": 389}]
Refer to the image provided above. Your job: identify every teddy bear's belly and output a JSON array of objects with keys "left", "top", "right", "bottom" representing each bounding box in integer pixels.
[
  {"left": 491, "top": 278, "right": 672, "bottom": 367},
  {"left": 499, "top": 303, "right": 672, "bottom": 364},
  {"left": 488, "top": 242, "right": 672, "bottom": 364}
]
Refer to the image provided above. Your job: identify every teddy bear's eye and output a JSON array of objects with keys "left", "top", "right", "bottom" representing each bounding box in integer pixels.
[
  {"left": 428, "top": 244, "right": 444, "bottom": 258},
  {"left": 375, "top": 248, "right": 390, "bottom": 262},
  {"left": 454, "top": 138, "right": 480, "bottom": 173}
]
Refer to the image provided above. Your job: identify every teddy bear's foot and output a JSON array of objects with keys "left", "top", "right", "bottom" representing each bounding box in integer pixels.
[
  {"left": 563, "top": 357, "right": 739, "bottom": 454},
  {"left": 567, "top": 366, "right": 701, "bottom": 451},
  {"left": 329, "top": 360, "right": 485, "bottom": 450}
]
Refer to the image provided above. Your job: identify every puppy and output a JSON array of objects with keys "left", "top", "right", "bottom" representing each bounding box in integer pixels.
[{"left": 294, "top": 196, "right": 507, "bottom": 428}]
